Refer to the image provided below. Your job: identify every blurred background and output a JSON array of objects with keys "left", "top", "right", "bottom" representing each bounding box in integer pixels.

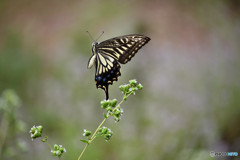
[{"left": 0, "top": 0, "right": 240, "bottom": 159}]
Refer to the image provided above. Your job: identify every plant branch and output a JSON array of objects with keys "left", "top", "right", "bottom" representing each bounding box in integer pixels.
[{"left": 78, "top": 94, "right": 130, "bottom": 160}]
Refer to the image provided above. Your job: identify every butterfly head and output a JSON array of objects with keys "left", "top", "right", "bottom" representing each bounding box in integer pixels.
[
  {"left": 91, "top": 41, "right": 99, "bottom": 47},
  {"left": 87, "top": 42, "right": 99, "bottom": 69},
  {"left": 91, "top": 42, "right": 99, "bottom": 56}
]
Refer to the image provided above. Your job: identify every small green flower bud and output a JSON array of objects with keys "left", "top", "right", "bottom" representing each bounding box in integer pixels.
[
  {"left": 107, "top": 129, "right": 113, "bottom": 135},
  {"left": 98, "top": 128, "right": 103, "bottom": 133},
  {"left": 123, "top": 95, "right": 127, "bottom": 101},
  {"left": 119, "top": 85, "right": 125, "bottom": 91},
  {"left": 37, "top": 125, "right": 43, "bottom": 132},
  {"left": 110, "top": 99, "right": 117, "bottom": 107},
  {"left": 129, "top": 79, "right": 137, "bottom": 86},
  {"left": 114, "top": 115, "right": 120, "bottom": 122},
  {"left": 54, "top": 144, "right": 59, "bottom": 150},
  {"left": 125, "top": 84, "right": 131, "bottom": 91},
  {"left": 132, "top": 87, "right": 137, "bottom": 91},
  {"left": 85, "top": 131, "right": 91, "bottom": 136},
  {"left": 113, "top": 107, "right": 120, "bottom": 115},
  {"left": 56, "top": 151, "right": 59, "bottom": 156},
  {"left": 102, "top": 127, "right": 108, "bottom": 134},
  {"left": 30, "top": 127, "right": 36, "bottom": 132},
  {"left": 41, "top": 136, "right": 48, "bottom": 142},
  {"left": 115, "top": 110, "right": 121, "bottom": 116},
  {"left": 106, "top": 106, "right": 112, "bottom": 112},
  {"left": 137, "top": 83, "right": 143, "bottom": 90},
  {"left": 101, "top": 100, "right": 109, "bottom": 109},
  {"left": 104, "top": 133, "right": 113, "bottom": 141},
  {"left": 83, "top": 129, "right": 91, "bottom": 136}
]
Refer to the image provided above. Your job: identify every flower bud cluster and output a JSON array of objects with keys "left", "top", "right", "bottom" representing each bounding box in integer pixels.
[
  {"left": 51, "top": 144, "right": 66, "bottom": 158},
  {"left": 97, "top": 126, "right": 113, "bottom": 141},
  {"left": 29, "top": 125, "right": 43, "bottom": 140},
  {"left": 119, "top": 79, "right": 143, "bottom": 100},
  {"left": 101, "top": 99, "right": 117, "bottom": 112},
  {"left": 100, "top": 98, "right": 123, "bottom": 122},
  {"left": 112, "top": 106, "right": 123, "bottom": 122}
]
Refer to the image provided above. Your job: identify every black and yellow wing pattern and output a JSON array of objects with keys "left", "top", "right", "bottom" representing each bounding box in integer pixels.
[{"left": 88, "top": 34, "right": 150, "bottom": 100}]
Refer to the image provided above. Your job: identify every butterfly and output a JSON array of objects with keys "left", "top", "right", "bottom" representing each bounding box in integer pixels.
[{"left": 87, "top": 34, "right": 150, "bottom": 100}]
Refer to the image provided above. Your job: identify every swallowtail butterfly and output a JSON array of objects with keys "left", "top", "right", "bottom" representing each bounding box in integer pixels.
[{"left": 88, "top": 34, "right": 150, "bottom": 100}]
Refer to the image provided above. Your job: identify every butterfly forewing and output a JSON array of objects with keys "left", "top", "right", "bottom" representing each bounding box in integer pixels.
[
  {"left": 97, "top": 34, "right": 150, "bottom": 64},
  {"left": 90, "top": 34, "right": 150, "bottom": 100}
]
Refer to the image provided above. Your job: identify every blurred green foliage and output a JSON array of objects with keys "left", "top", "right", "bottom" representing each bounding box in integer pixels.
[
  {"left": 0, "top": 89, "right": 26, "bottom": 160},
  {"left": 0, "top": 31, "right": 42, "bottom": 97}
]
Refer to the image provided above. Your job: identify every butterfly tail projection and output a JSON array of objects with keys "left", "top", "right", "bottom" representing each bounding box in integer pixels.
[
  {"left": 105, "top": 86, "right": 109, "bottom": 100},
  {"left": 95, "top": 60, "right": 121, "bottom": 100}
]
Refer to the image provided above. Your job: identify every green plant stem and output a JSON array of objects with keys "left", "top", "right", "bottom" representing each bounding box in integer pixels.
[
  {"left": 78, "top": 143, "right": 89, "bottom": 160},
  {"left": 45, "top": 140, "right": 61, "bottom": 160},
  {"left": 77, "top": 94, "right": 130, "bottom": 160},
  {"left": 89, "top": 116, "right": 108, "bottom": 142},
  {"left": 77, "top": 114, "right": 108, "bottom": 160},
  {"left": 46, "top": 140, "right": 53, "bottom": 151}
]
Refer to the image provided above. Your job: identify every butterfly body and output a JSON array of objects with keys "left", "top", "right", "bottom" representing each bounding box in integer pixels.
[{"left": 88, "top": 34, "right": 150, "bottom": 100}]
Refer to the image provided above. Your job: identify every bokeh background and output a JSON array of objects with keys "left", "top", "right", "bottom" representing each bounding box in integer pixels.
[{"left": 0, "top": 0, "right": 240, "bottom": 160}]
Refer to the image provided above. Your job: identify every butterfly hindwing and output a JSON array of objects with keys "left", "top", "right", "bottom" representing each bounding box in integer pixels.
[
  {"left": 89, "top": 34, "right": 150, "bottom": 100},
  {"left": 95, "top": 54, "right": 121, "bottom": 100}
]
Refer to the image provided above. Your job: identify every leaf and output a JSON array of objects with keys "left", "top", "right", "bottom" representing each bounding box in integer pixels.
[
  {"left": 80, "top": 139, "right": 89, "bottom": 144},
  {"left": 103, "top": 113, "right": 107, "bottom": 118}
]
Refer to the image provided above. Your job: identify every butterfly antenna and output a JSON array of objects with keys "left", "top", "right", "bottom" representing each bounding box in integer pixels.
[
  {"left": 86, "top": 31, "right": 95, "bottom": 41},
  {"left": 95, "top": 31, "right": 104, "bottom": 41}
]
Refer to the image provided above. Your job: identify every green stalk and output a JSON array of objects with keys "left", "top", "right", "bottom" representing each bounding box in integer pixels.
[{"left": 77, "top": 94, "right": 130, "bottom": 160}]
